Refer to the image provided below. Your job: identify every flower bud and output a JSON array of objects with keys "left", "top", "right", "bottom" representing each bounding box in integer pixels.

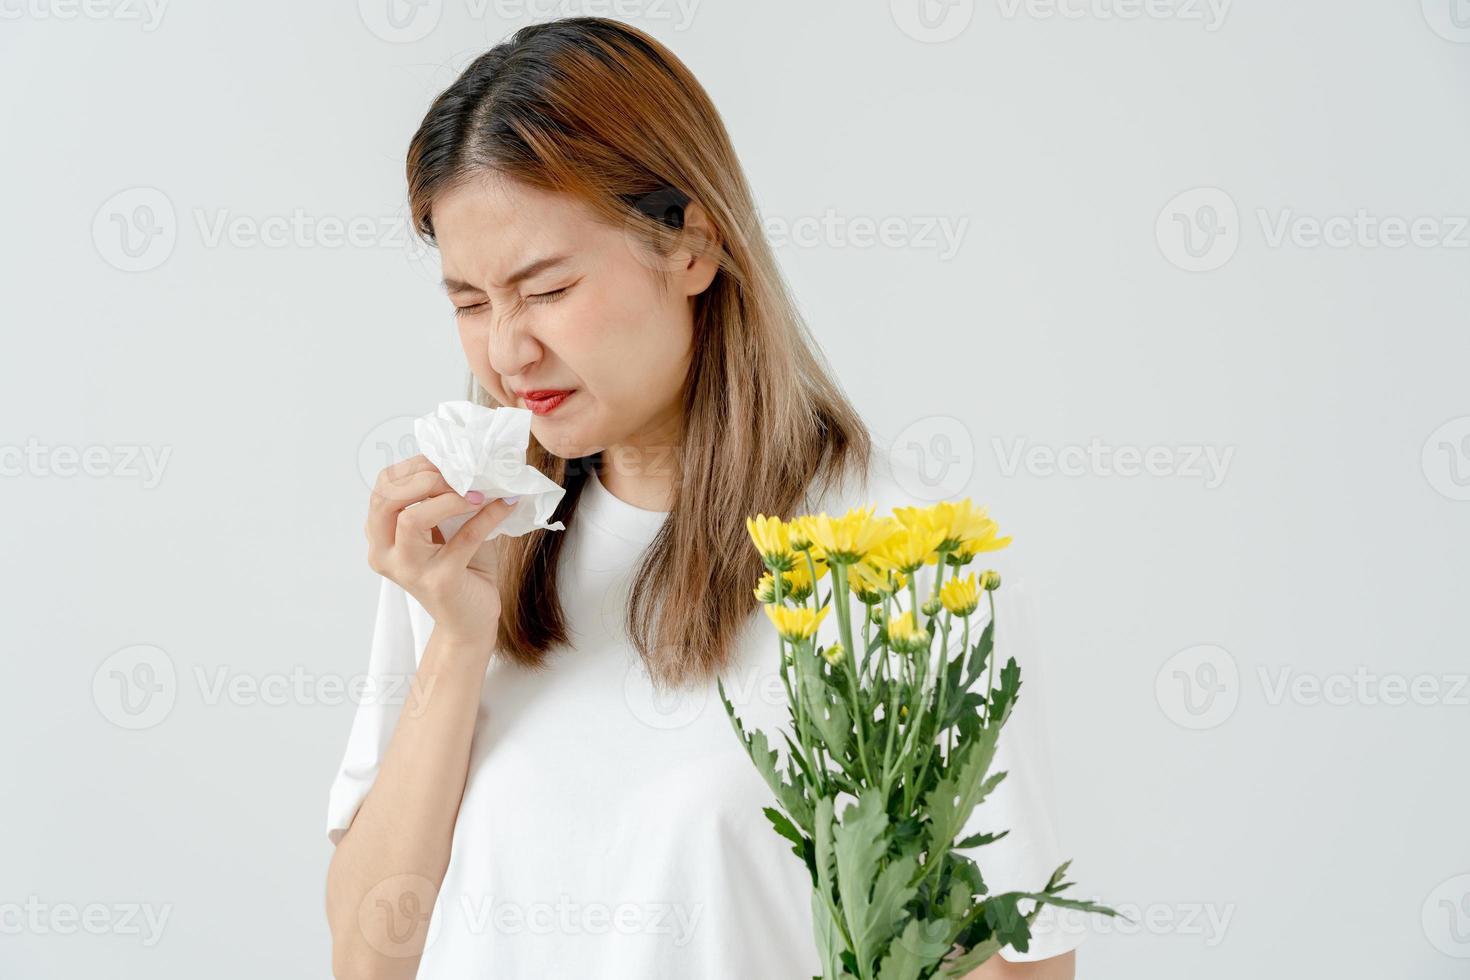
[{"left": 980, "top": 569, "right": 1002, "bottom": 592}]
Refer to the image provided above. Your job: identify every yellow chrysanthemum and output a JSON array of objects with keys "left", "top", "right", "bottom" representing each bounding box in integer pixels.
[
  {"left": 979, "top": 569, "right": 1002, "bottom": 592},
  {"left": 763, "top": 602, "right": 830, "bottom": 642},
  {"left": 940, "top": 574, "right": 981, "bottom": 617},
  {"left": 746, "top": 514, "right": 795, "bottom": 571},
  {"left": 950, "top": 506, "right": 1011, "bottom": 562},
  {"left": 753, "top": 559, "right": 828, "bottom": 605},
  {"left": 894, "top": 499, "right": 1012, "bottom": 563},
  {"left": 847, "top": 560, "right": 904, "bottom": 603},
  {"left": 892, "top": 503, "right": 947, "bottom": 543},
  {"left": 804, "top": 505, "right": 901, "bottom": 565},
  {"left": 786, "top": 515, "right": 829, "bottom": 560},
  {"left": 868, "top": 523, "right": 947, "bottom": 575},
  {"left": 885, "top": 610, "right": 930, "bottom": 653}
]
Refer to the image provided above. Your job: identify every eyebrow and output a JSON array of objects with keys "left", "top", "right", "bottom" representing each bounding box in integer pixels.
[{"left": 441, "top": 254, "right": 572, "bottom": 293}]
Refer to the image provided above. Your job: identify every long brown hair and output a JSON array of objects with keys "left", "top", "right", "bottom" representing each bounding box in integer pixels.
[{"left": 406, "top": 17, "right": 870, "bottom": 689}]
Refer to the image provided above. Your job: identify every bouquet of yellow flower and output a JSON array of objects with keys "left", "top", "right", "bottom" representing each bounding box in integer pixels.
[{"left": 719, "top": 500, "right": 1117, "bottom": 980}]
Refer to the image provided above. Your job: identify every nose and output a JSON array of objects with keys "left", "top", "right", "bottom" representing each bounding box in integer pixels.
[{"left": 484, "top": 309, "right": 543, "bottom": 387}]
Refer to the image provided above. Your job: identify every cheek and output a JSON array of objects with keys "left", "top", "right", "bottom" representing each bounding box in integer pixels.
[
  {"left": 456, "top": 322, "right": 503, "bottom": 397},
  {"left": 568, "top": 283, "right": 689, "bottom": 400}
]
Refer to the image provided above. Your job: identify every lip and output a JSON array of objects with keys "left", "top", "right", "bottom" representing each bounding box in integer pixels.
[{"left": 518, "top": 389, "right": 575, "bottom": 416}]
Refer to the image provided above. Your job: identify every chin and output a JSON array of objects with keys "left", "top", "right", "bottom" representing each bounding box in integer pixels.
[{"left": 532, "top": 422, "right": 600, "bottom": 462}]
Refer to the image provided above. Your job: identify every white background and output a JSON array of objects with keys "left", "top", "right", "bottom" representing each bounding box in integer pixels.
[{"left": 3, "top": 0, "right": 1468, "bottom": 976}]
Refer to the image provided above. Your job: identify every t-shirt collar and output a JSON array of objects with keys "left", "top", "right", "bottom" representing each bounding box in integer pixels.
[{"left": 579, "top": 465, "right": 671, "bottom": 541}]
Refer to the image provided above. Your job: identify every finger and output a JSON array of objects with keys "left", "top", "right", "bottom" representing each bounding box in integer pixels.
[
  {"left": 397, "top": 491, "right": 487, "bottom": 544},
  {"left": 382, "top": 453, "right": 434, "bottom": 484},
  {"left": 367, "top": 467, "right": 456, "bottom": 548},
  {"left": 376, "top": 458, "right": 454, "bottom": 505},
  {"left": 436, "top": 497, "right": 517, "bottom": 568}
]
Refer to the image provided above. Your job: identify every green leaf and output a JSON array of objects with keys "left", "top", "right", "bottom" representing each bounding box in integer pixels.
[
  {"left": 832, "top": 790, "right": 895, "bottom": 969},
  {"left": 718, "top": 680, "right": 812, "bottom": 829},
  {"left": 803, "top": 677, "right": 851, "bottom": 761},
  {"left": 874, "top": 916, "right": 953, "bottom": 980},
  {"left": 923, "top": 722, "right": 1006, "bottom": 855},
  {"left": 954, "top": 829, "right": 1009, "bottom": 849},
  {"left": 865, "top": 853, "right": 920, "bottom": 953},
  {"left": 990, "top": 656, "right": 1022, "bottom": 723},
  {"left": 811, "top": 885, "right": 844, "bottom": 980},
  {"left": 938, "top": 937, "right": 1002, "bottom": 978},
  {"left": 964, "top": 620, "right": 993, "bottom": 688},
  {"left": 762, "top": 805, "right": 813, "bottom": 879}
]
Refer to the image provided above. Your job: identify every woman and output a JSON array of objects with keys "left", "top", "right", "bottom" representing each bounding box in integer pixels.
[{"left": 325, "top": 17, "right": 1082, "bottom": 979}]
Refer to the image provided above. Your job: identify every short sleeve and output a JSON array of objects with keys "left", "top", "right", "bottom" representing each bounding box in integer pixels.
[
  {"left": 325, "top": 574, "right": 424, "bottom": 845},
  {"left": 955, "top": 579, "right": 1086, "bottom": 962}
]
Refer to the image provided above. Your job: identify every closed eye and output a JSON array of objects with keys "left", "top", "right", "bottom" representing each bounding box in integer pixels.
[
  {"left": 527, "top": 285, "right": 571, "bottom": 304},
  {"left": 454, "top": 282, "right": 572, "bottom": 319}
]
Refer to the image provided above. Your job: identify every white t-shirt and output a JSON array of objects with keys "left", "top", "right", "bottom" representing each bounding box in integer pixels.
[{"left": 326, "top": 455, "right": 1085, "bottom": 977}]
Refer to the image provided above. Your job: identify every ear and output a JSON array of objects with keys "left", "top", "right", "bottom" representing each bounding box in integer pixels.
[{"left": 672, "top": 199, "right": 722, "bottom": 297}]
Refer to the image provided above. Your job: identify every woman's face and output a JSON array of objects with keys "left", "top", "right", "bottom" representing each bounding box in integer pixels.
[{"left": 431, "top": 171, "right": 719, "bottom": 466}]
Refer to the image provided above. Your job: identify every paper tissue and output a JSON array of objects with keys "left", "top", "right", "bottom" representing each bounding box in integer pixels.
[{"left": 412, "top": 400, "right": 568, "bottom": 542}]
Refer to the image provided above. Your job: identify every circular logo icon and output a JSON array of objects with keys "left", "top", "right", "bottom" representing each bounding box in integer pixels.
[
  {"left": 359, "top": 415, "right": 425, "bottom": 498},
  {"left": 1156, "top": 187, "right": 1239, "bottom": 272},
  {"left": 890, "top": 0, "right": 976, "bottom": 43},
  {"left": 1155, "top": 643, "right": 1239, "bottom": 730},
  {"left": 93, "top": 187, "right": 177, "bottom": 273},
  {"left": 358, "top": 873, "right": 443, "bottom": 957},
  {"left": 884, "top": 415, "right": 975, "bottom": 501},
  {"left": 1422, "top": 0, "right": 1470, "bottom": 42},
  {"left": 93, "top": 644, "right": 177, "bottom": 730},
  {"left": 623, "top": 655, "right": 707, "bottom": 730},
  {"left": 1423, "top": 873, "right": 1470, "bottom": 957},
  {"left": 358, "top": 0, "right": 442, "bottom": 42},
  {"left": 1422, "top": 416, "right": 1470, "bottom": 501}
]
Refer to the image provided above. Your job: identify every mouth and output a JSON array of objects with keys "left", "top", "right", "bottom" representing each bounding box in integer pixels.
[{"left": 519, "top": 389, "right": 575, "bottom": 416}]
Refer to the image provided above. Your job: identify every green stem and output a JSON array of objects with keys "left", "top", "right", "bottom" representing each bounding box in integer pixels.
[
  {"left": 831, "top": 562, "right": 875, "bottom": 786},
  {"left": 984, "top": 589, "right": 997, "bottom": 724},
  {"left": 772, "top": 567, "right": 825, "bottom": 795}
]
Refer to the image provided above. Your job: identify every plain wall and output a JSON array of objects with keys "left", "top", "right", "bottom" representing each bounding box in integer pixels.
[{"left": 3, "top": 1, "right": 1468, "bottom": 976}]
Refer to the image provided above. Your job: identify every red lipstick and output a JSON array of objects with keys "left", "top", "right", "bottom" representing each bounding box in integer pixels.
[{"left": 518, "top": 389, "right": 574, "bottom": 416}]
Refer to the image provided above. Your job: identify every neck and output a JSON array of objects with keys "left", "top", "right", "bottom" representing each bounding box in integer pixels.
[{"left": 598, "top": 429, "right": 680, "bottom": 512}]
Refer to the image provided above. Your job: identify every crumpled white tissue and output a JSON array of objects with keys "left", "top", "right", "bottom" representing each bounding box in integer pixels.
[{"left": 412, "top": 400, "right": 567, "bottom": 542}]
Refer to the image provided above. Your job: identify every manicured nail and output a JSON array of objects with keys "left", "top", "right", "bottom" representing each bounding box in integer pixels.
[
  {"left": 465, "top": 491, "right": 485, "bottom": 504},
  {"left": 502, "top": 495, "right": 520, "bottom": 505}
]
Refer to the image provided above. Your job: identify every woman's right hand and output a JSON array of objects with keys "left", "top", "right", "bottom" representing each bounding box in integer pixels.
[{"left": 364, "top": 454, "right": 518, "bottom": 648}]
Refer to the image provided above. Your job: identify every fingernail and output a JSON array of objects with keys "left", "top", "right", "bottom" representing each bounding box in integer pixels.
[
  {"left": 465, "top": 491, "right": 485, "bottom": 504},
  {"left": 502, "top": 495, "right": 520, "bottom": 506}
]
